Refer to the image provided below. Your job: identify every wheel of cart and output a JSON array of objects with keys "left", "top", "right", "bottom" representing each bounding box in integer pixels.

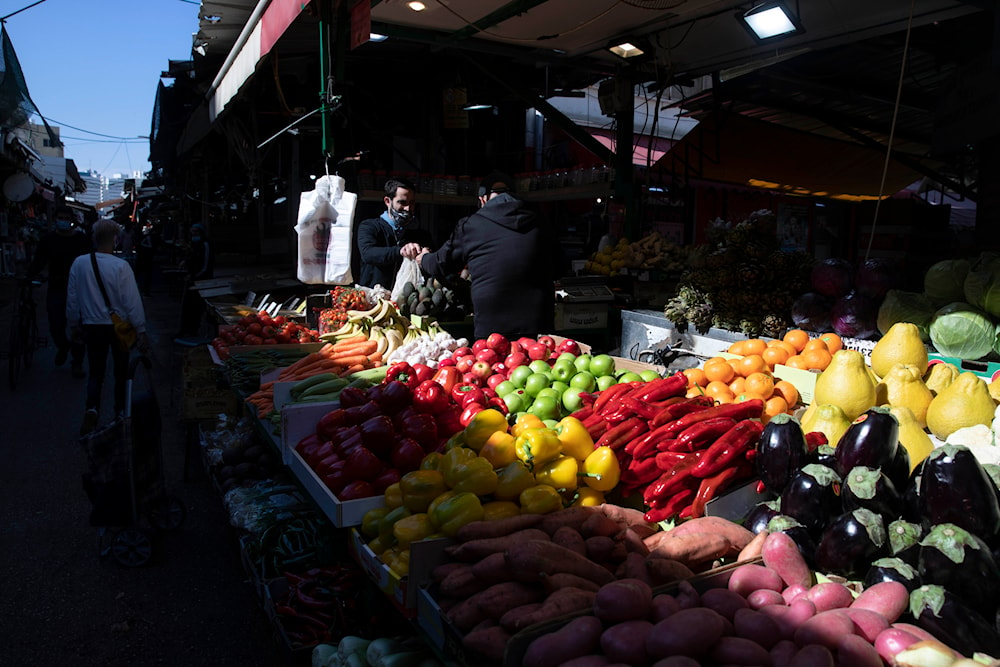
[{"left": 79, "top": 354, "right": 185, "bottom": 567}]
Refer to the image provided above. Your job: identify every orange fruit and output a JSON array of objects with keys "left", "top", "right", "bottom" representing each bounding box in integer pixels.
[
  {"left": 735, "top": 391, "right": 766, "bottom": 405},
  {"left": 802, "top": 347, "right": 833, "bottom": 371},
  {"left": 686, "top": 385, "right": 707, "bottom": 398},
  {"left": 819, "top": 332, "right": 843, "bottom": 354},
  {"left": 704, "top": 356, "right": 730, "bottom": 367},
  {"left": 683, "top": 367, "right": 708, "bottom": 388},
  {"left": 803, "top": 338, "right": 830, "bottom": 352},
  {"left": 763, "top": 395, "right": 790, "bottom": 422},
  {"left": 742, "top": 338, "right": 768, "bottom": 356},
  {"left": 773, "top": 380, "right": 800, "bottom": 408},
  {"left": 770, "top": 340, "right": 798, "bottom": 358},
  {"left": 783, "top": 329, "right": 810, "bottom": 353},
  {"left": 762, "top": 346, "right": 790, "bottom": 368},
  {"left": 729, "top": 376, "right": 746, "bottom": 395},
  {"left": 704, "top": 359, "right": 736, "bottom": 384},
  {"left": 784, "top": 355, "right": 809, "bottom": 370},
  {"left": 744, "top": 372, "right": 775, "bottom": 399},
  {"left": 737, "top": 354, "right": 767, "bottom": 378},
  {"left": 705, "top": 381, "right": 735, "bottom": 404},
  {"left": 727, "top": 340, "right": 748, "bottom": 356}
]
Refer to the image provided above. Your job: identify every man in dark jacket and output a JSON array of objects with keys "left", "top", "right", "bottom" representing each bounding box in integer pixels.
[
  {"left": 29, "top": 205, "right": 92, "bottom": 376},
  {"left": 356, "top": 177, "right": 428, "bottom": 289},
  {"left": 417, "top": 172, "right": 557, "bottom": 339}
]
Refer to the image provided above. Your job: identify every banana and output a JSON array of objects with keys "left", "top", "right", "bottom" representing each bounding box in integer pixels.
[
  {"left": 370, "top": 327, "right": 389, "bottom": 357},
  {"left": 384, "top": 329, "right": 403, "bottom": 358}
]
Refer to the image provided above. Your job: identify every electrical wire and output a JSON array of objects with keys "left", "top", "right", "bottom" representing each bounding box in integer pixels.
[{"left": 39, "top": 115, "right": 142, "bottom": 141}]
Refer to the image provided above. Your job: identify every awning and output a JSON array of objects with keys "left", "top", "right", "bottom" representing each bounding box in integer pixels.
[
  {"left": 655, "top": 112, "right": 924, "bottom": 201},
  {"left": 587, "top": 127, "right": 674, "bottom": 167}
]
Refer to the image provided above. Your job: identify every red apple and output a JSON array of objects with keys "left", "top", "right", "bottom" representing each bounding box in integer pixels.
[
  {"left": 438, "top": 357, "right": 456, "bottom": 367},
  {"left": 453, "top": 346, "right": 472, "bottom": 358},
  {"left": 475, "top": 348, "right": 499, "bottom": 365},
  {"left": 486, "top": 373, "right": 506, "bottom": 391},
  {"left": 537, "top": 335, "right": 555, "bottom": 349},
  {"left": 471, "top": 361, "right": 493, "bottom": 380},
  {"left": 504, "top": 352, "right": 528, "bottom": 369},
  {"left": 517, "top": 337, "right": 535, "bottom": 350},
  {"left": 462, "top": 371, "right": 484, "bottom": 387},
  {"left": 486, "top": 333, "right": 510, "bottom": 355},
  {"left": 508, "top": 341, "right": 525, "bottom": 356},
  {"left": 556, "top": 338, "right": 581, "bottom": 356},
  {"left": 527, "top": 342, "right": 550, "bottom": 361},
  {"left": 472, "top": 338, "right": 489, "bottom": 354},
  {"left": 456, "top": 354, "right": 476, "bottom": 373},
  {"left": 491, "top": 362, "right": 509, "bottom": 377}
]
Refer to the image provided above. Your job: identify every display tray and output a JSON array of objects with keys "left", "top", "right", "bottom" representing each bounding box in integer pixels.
[
  {"left": 929, "top": 353, "right": 1000, "bottom": 382},
  {"left": 285, "top": 444, "right": 384, "bottom": 528},
  {"left": 348, "top": 529, "right": 451, "bottom": 618}
]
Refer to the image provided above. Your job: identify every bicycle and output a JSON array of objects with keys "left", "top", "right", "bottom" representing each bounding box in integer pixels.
[{"left": 7, "top": 277, "right": 47, "bottom": 390}]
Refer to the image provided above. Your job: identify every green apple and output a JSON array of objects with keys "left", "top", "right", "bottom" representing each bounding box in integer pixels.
[
  {"left": 556, "top": 352, "right": 577, "bottom": 365},
  {"left": 525, "top": 372, "right": 552, "bottom": 397},
  {"left": 573, "top": 354, "right": 593, "bottom": 373},
  {"left": 596, "top": 375, "right": 617, "bottom": 391},
  {"left": 542, "top": 419, "right": 559, "bottom": 429},
  {"left": 495, "top": 380, "right": 517, "bottom": 397},
  {"left": 528, "top": 395, "right": 560, "bottom": 420},
  {"left": 569, "top": 371, "right": 596, "bottom": 393},
  {"left": 589, "top": 354, "right": 615, "bottom": 378},
  {"left": 562, "top": 387, "right": 586, "bottom": 412},
  {"left": 618, "top": 371, "right": 643, "bottom": 383},
  {"left": 529, "top": 359, "right": 551, "bottom": 374},
  {"left": 551, "top": 359, "right": 576, "bottom": 382},
  {"left": 639, "top": 369, "right": 662, "bottom": 382},
  {"left": 536, "top": 387, "right": 562, "bottom": 403},
  {"left": 502, "top": 390, "right": 527, "bottom": 413},
  {"left": 509, "top": 365, "right": 533, "bottom": 388},
  {"left": 550, "top": 380, "right": 570, "bottom": 396}
]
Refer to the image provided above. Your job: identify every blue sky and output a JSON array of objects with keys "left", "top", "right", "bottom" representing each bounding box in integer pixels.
[{"left": 4, "top": 0, "right": 201, "bottom": 177}]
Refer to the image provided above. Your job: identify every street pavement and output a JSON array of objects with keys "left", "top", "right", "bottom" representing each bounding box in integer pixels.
[{"left": 0, "top": 270, "right": 281, "bottom": 665}]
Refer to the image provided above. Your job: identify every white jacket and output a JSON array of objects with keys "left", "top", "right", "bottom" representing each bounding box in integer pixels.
[{"left": 66, "top": 252, "right": 147, "bottom": 333}]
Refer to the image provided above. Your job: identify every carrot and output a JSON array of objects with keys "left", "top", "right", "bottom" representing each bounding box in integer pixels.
[
  {"left": 327, "top": 354, "right": 370, "bottom": 368},
  {"left": 332, "top": 340, "right": 378, "bottom": 357},
  {"left": 340, "top": 363, "right": 365, "bottom": 376},
  {"left": 332, "top": 334, "right": 367, "bottom": 348}
]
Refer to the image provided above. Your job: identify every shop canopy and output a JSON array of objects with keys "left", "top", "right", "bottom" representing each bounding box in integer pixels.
[{"left": 655, "top": 112, "right": 924, "bottom": 201}]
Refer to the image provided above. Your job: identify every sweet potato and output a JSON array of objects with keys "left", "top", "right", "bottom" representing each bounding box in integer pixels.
[
  {"left": 733, "top": 608, "right": 782, "bottom": 649},
  {"left": 789, "top": 643, "right": 835, "bottom": 667},
  {"left": 455, "top": 513, "right": 543, "bottom": 541},
  {"left": 585, "top": 535, "right": 616, "bottom": 563},
  {"left": 614, "top": 551, "right": 652, "bottom": 583},
  {"left": 552, "top": 525, "right": 587, "bottom": 555},
  {"left": 645, "top": 531, "right": 732, "bottom": 566},
  {"left": 542, "top": 572, "right": 601, "bottom": 594},
  {"left": 737, "top": 529, "right": 769, "bottom": 562},
  {"left": 582, "top": 511, "right": 621, "bottom": 538},
  {"left": 650, "top": 658, "right": 700, "bottom": 667},
  {"left": 700, "top": 587, "right": 749, "bottom": 620},
  {"left": 471, "top": 552, "right": 512, "bottom": 584},
  {"left": 505, "top": 587, "right": 597, "bottom": 631},
  {"left": 560, "top": 656, "right": 611, "bottom": 667},
  {"left": 505, "top": 539, "right": 616, "bottom": 585},
  {"left": 710, "top": 635, "right": 773, "bottom": 665},
  {"left": 462, "top": 624, "right": 511, "bottom": 664},
  {"left": 594, "top": 578, "right": 653, "bottom": 624},
  {"left": 439, "top": 564, "right": 488, "bottom": 598},
  {"left": 446, "top": 528, "right": 550, "bottom": 561},
  {"left": 621, "top": 527, "right": 650, "bottom": 556},
  {"left": 665, "top": 516, "right": 754, "bottom": 551},
  {"left": 646, "top": 607, "right": 728, "bottom": 659},
  {"left": 500, "top": 602, "right": 543, "bottom": 632},
  {"left": 644, "top": 557, "right": 694, "bottom": 587},
  {"left": 522, "top": 615, "right": 603, "bottom": 667},
  {"left": 538, "top": 506, "right": 596, "bottom": 536},
  {"left": 447, "top": 596, "right": 487, "bottom": 631},
  {"left": 597, "top": 503, "right": 659, "bottom": 538},
  {"left": 474, "top": 581, "right": 543, "bottom": 620},
  {"left": 431, "top": 561, "right": 467, "bottom": 584}
]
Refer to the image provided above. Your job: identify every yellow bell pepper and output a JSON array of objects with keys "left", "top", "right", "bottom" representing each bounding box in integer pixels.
[
  {"left": 430, "top": 491, "right": 485, "bottom": 537},
  {"left": 427, "top": 490, "right": 456, "bottom": 524},
  {"left": 519, "top": 484, "right": 564, "bottom": 514},
  {"left": 441, "top": 447, "right": 498, "bottom": 495},
  {"left": 377, "top": 506, "right": 411, "bottom": 548},
  {"left": 554, "top": 416, "right": 595, "bottom": 461},
  {"left": 393, "top": 512, "right": 435, "bottom": 549},
  {"left": 387, "top": 548, "right": 410, "bottom": 577},
  {"left": 400, "top": 470, "right": 448, "bottom": 512},
  {"left": 572, "top": 487, "right": 606, "bottom": 507},
  {"left": 511, "top": 413, "right": 546, "bottom": 438},
  {"left": 463, "top": 408, "right": 509, "bottom": 451},
  {"left": 384, "top": 482, "right": 403, "bottom": 509},
  {"left": 482, "top": 500, "right": 521, "bottom": 521},
  {"left": 515, "top": 427, "right": 563, "bottom": 467},
  {"left": 361, "top": 507, "right": 391, "bottom": 539},
  {"left": 534, "top": 454, "right": 580, "bottom": 491},
  {"left": 420, "top": 451, "right": 443, "bottom": 470},
  {"left": 479, "top": 431, "right": 517, "bottom": 468},
  {"left": 367, "top": 536, "right": 387, "bottom": 555},
  {"left": 582, "top": 445, "right": 621, "bottom": 492},
  {"left": 494, "top": 461, "right": 537, "bottom": 502},
  {"left": 382, "top": 546, "right": 400, "bottom": 566}
]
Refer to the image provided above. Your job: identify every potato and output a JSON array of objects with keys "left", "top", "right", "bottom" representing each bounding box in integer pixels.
[
  {"left": 559, "top": 656, "right": 610, "bottom": 667},
  {"left": 594, "top": 578, "right": 653, "bottom": 624},
  {"left": 650, "top": 658, "right": 701, "bottom": 667},
  {"left": 615, "top": 551, "right": 652, "bottom": 584},
  {"left": 770, "top": 639, "right": 798, "bottom": 667},
  {"left": 801, "top": 582, "right": 854, "bottom": 611},
  {"left": 700, "top": 587, "right": 749, "bottom": 620},
  {"left": 650, "top": 593, "right": 680, "bottom": 622},
  {"left": 675, "top": 579, "right": 701, "bottom": 609},
  {"left": 542, "top": 572, "right": 601, "bottom": 594},
  {"left": 600, "top": 619, "right": 653, "bottom": 665},
  {"left": 789, "top": 644, "right": 835, "bottom": 667},
  {"left": 836, "top": 633, "right": 883, "bottom": 667},
  {"left": 522, "top": 615, "right": 603, "bottom": 667},
  {"left": 842, "top": 608, "right": 889, "bottom": 643},
  {"left": 782, "top": 584, "right": 808, "bottom": 605},
  {"left": 793, "top": 609, "right": 856, "bottom": 649},
  {"left": 747, "top": 588, "right": 786, "bottom": 609},
  {"left": 728, "top": 563, "right": 785, "bottom": 597},
  {"left": 646, "top": 607, "right": 727, "bottom": 659},
  {"left": 499, "top": 602, "right": 542, "bottom": 632},
  {"left": 734, "top": 608, "right": 782, "bottom": 649},
  {"left": 473, "top": 581, "right": 542, "bottom": 620},
  {"left": 585, "top": 535, "right": 616, "bottom": 563},
  {"left": 645, "top": 557, "right": 694, "bottom": 587},
  {"left": 874, "top": 627, "right": 920, "bottom": 665},
  {"left": 709, "top": 635, "right": 774, "bottom": 665},
  {"left": 775, "top": 598, "right": 816, "bottom": 640},
  {"left": 849, "top": 581, "right": 909, "bottom": 623},
  {"left": 761, "top": 531, "right": 813, "bottom": 589}
]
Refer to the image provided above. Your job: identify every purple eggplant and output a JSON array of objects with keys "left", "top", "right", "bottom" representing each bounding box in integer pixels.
[
  {"left": 900, "top": 464, "right": 924, "bottom": 524},
  {"left": 744, "top": 499, "right": 781, "bottom": 535},
  {"left": 779, "top": 463, "right": 842, "bottom": 538},
  {"left": 756, "top": 413, "right": 810, "bottom": 494},
  {"left": 863, "top": 556, "right": 921, "bottom": 593},
  {"left": 833, "top": 406, "right": 898, "bottom": 477},
  {"left": 813, "top": 508, "right": 888, "bottom": 577},
  {"left": 841, "top": 465, "right": 904, "bottom": 521},
  {"left": 886, "top": 519, "right": 923, "bottom": 565},
  {"left": 811, "top": 444, "right": 838, "bottom": 471},
  {"left": 918, "top": 445, "right": 1000, "bottom": 539},
  {"left": 883, "top": 442, "right": 911, "bottom": 492},
  {"left": 910, "top": 584, "right": 1000, "bottom": 657},
  {"left": 766, "top": 515, "right": 817, "bottom": 568},
  {"left": 918, "top": 522, "right": 1000, "bottom": 620}
]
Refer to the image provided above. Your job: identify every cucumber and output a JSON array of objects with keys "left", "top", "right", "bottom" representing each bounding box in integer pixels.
[
  {"left": 299, "top": 378, "right": 349, "bottom": 399},
  {"left": 290, "top": 372, "right": 340, "bottom": 399}
]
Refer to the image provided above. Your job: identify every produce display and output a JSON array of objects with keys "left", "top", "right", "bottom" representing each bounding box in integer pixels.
[
  {"left": 790, "top": 256, "right": 896, "bottom": 340},
  {"left": 584, "top": 231, "right": 688, "bottom": 276},
  {"left": 396, "top": 277, "right": 466, "bottom": 321},
  {"left": 317, "top": 286, "right": 375, "bottom": 333},
  {"left": 320, "top": 297, "right": 455, "bottom": 364},
  {"left": 213, "top": 311, "right": 321, "bottom": 359},
  {"left": 313, "top": 635, "right": 444, "bottom": 667}
]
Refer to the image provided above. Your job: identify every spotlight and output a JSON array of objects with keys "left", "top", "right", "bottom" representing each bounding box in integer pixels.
[{"left": 740, "top": 1, "right": 804, "bottom": 42}]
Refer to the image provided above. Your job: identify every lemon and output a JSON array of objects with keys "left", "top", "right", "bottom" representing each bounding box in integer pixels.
[
  {"left": 888, "top": 405, "right": 935, "bottom": 471},
  {"left": 925, "top": 371, "right": 996, "bottom": 441},
  {"left": 876, "top": 363, "right": 934, "bottom": 429},
  {"left": 813, "top": 349, "right": 877, "bottom": 422},
  {"left": 870, "top": 322, "right": 928, "bottom": 379}
]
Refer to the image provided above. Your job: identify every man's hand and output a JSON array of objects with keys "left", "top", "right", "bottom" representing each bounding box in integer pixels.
[
  {"left": 400, "top": 242, "right": 422, "bottom": 259},
  {"left": 137, "top": 332, "right": 152, "bottom": 356},
  {"left": 415, "top": 247, "right": 431, "bottom": 265}
]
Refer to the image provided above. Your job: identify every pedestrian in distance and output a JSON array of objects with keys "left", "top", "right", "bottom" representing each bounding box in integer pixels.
[
  {"left": 175, "top": 222, "right": 214, "bottom": 338},
  {"left": 67, "top": 220, "right": 151, "bottom": 436},
  {"left": 28, "top": 204, "right": 93, "bottom": 378},
  {"left": 356, "top": 177, "right": 431, "bottom": 290},
  {"left": 135, "top": 221, "right": 157, "bottom": 296}
]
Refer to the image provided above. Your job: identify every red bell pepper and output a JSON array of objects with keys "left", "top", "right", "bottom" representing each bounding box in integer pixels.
[
  {"left": 435, "top": 403, "right": 464, "bottom": 439},
  {"left": 485, "top": 395, "right": 508, "bottom": 413},
  {"left": 337, "top": 386, "right": 367, "bottom": 408},
  {"left": 412, "top": 363, "right": 434, "bottom": 384},
  {"left": 372, "top": 467, "right": 401, "bottom": 493},
  {"left": 432, "top": 365, "right": 462, "bottom": 393},
  {"left": 390, "top": 436, "right": 425, "bottom": 472},
  {"left": 804, "top": 430, "right": 828, "bottom": 451},
  {"left": 385, "top": 361, "right": 420, "bottom": 389},
  {"left": 342, "top": 401, "right": 382, "bottom": 426},
  {"left": 295, "top": 433, "right": 323, "bottom": 460},
  {"left": 400, "top": 412, "right": 439, "bottom": 450},
  {"left": 338, "top": 480, "right": 376, "bottom": 500},
  {"left": 459, "top": 402, "right": 484, "bottom": 427},
  {"left": 358, "top": 415, "right": 396, "bottom": 456},
  {"left": 343, "top": 445, "right": 384, "bottom": 481},
  {"left": 322, "top": 462, "right": 349, "bottom": 494},
  {"left": 376, "top": 380, "right": 413, "bottom": 414},
  {"left": 315, "top": 409, "right": 348, "bottom": 441},
  {"left": 453, "top": 383, "right": 483, "bottom": 406},
  {"left": 413, "top": 379, "right": 450, "bottom": 414}
]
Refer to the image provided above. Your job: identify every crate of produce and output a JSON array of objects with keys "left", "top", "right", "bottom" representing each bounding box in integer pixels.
[
  {"left": 285, "top": 445, "right": 384, "bottom": 528},
  {"left": 348, "top": 529, "right": 450, "bottom": 618}
]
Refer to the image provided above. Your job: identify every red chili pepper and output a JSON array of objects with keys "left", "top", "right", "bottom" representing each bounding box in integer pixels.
[
  {"left": 569, "top": 406, "right": 595, "bottom": 422},
  {"left": 585, "top": 419, "right": 609, "bottom": 441},
  {"left": 660, "top": 399, "right": 765, "bottom": 438},
  {"left": 632, "top": 372, "right": 688, "bottom": 402},
  {"left": 620, "top": 456, "right": 661, "bottom": 487},
  {"left": 621, "top": 396, "right": 666, "bottom": 421},
  {"left": 670, "top": 417, "right": 738, "bottom": 453},
  {"left": 654, "top": 450, "right": 691, "bottom": 470},
  {"left": 593, "top": 382, "right": 636, "bottom": 414},
  {"left": 596, "top": 416, "right": 648, "bottom": 451},
  {"left": 579, "top": 392, "right": 597, "bottom": 407},
  {"left": 689, "top": 465, "right": 744, "bottom": 519},
  {"left": 629, "top": 436, "right": 659, "bottom": 461},
  {"left": 655, "top": 438, "right": 679, "bottom": 452},
  {"left": 690, "top": 419, "right": 765, "bottom": 479},
  {"left": 643, "top": 451, "right": 703, "bottom": 504},
  {"left": 644, "top": 486, "right": 697, "bottom": 523},
  {"left": 649, "top": 395, "right": 715, "bottom": 428}
]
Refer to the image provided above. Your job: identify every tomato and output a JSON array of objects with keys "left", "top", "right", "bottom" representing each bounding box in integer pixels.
[
  {"left": 244, "top": 334, "right": 263, "bottom": 345},
  {"left": 262, "top": 325, "right": 277, "bottom": 339},
  {"left": 258, "top": 313, "right": 274, "bottom": 327},
  {"left": 276, "top": 333, "right": 291, "bottom": 344},
  {"left": 263, "top": 338, "right": 277, "bottom": 345},
  {"left": 273, "top": 315, "right": 288, "bottom": 326},
  {"left": 247, "top": 322, "right": 263, "bottom": 336},
  {"left": 238, "top": 316, "right": 253, "bottom": 327}
]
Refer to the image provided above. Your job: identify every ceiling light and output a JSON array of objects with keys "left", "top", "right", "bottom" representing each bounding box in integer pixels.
[
  {"left": 407, "top": 1, "right": 426, "bottom": 11},
  {"left": 740, "top": 1, "right": 804, "bottom": 42},
  {"left": 463, "top": 104, "right": 493, "bottom": 111},
  {"left": 369, "top": 33, "right": 388, "bottom": 42},
  {"left": 609, "top": 41, "right": 644, "bottom": 59}
]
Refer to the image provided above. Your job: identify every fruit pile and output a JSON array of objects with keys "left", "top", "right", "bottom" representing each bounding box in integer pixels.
[
  {"left": 584, "top": 231, "right": 687, "bottom": 276},
  {"left": 317, "top": 286, "right": 373, "bottom": 333},
  {"left": 213, "top": 312, "right": 320, "bottom": 357}
]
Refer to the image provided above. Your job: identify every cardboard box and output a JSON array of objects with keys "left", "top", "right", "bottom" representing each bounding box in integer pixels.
[
  {"left": 285, "top": 445, "right": 384, "bottom": 528},
  {"left": 554, "top": 303, "right": 608, "bottom": 330},
  {"left": 280, "top": 402, "right": 339, "bottom": 465},
  {"left": 348, "top": 529, "right": 450, "bottom": 617}
]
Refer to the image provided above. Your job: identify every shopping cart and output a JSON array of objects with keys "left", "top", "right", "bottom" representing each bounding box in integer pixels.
[{"left": 79, "top": 355, "right": 186, "bottom": 567}]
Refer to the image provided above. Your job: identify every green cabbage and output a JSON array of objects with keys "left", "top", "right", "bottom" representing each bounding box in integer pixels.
[
  {"left": 924, "top": 258, "right": 970, "bottom": 307},
  {"left": 929, "top": 302, "right": 995, "bottom": 360},
  {"left": 964, "top": 252, "right": 1000, "bottom": 318},
  {"left": 877, "top": 290, "right": 935, "bottom": 341}
]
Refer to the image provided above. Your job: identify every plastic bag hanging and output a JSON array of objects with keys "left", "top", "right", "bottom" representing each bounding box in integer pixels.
[
  {"left": 390, "top": 257, "right": 423, "bottom": 304},
  {"left": 294, "top": 174, "right": 358, "bottom": 284}
]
